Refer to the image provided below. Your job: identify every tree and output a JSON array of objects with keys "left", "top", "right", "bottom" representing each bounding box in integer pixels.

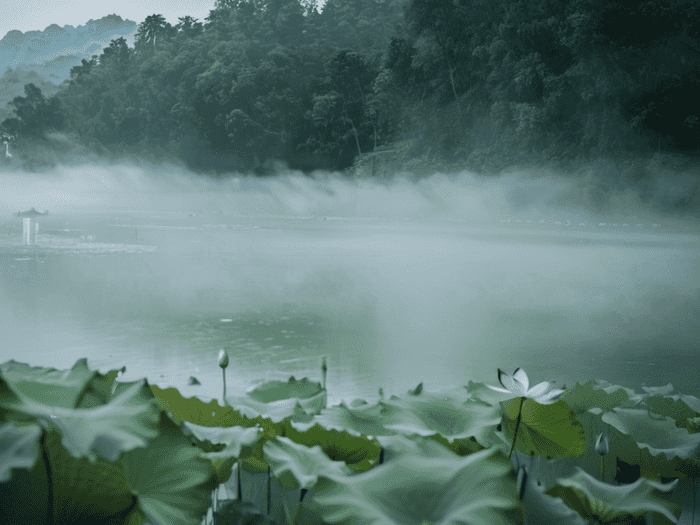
[
  {"left": 3, "top": 83, "right": 62, "bottom": 137},
  {"left": 135, "top": 14, "right": 172, "bottom": 52}
]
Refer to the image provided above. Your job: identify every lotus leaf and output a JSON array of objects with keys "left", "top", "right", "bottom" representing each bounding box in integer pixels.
[
  {"left": 285, "top": 424, "right": 380, "bottom": 470},
  {"left": 519, "top": 469, "right": 588, "bottom": 525},
  {"left": 263, "top": 436, "right": 353, "bottom": 490},
  {"left": 182, "top": 422, "right": 262, "bottom": 483},
  {"left": 559, "top": 381, "right": 630, "bottom": 414},
  {"left": 1, "top": 379, "right": 160, "bottom": 463},
  {"left": 500, "top": 398, "right": 586, "bottom": 458},
  {"left": 373, "top": 434, "right": 458, "bottom": 463},
  {"left": 150, "top": 384, "right": 283, "bottom": 438},
  {"left": 76, "top": 365, "right": 127, "bottom": 408},
  {"left": 291, "top": 400, "right": 394, "bottom": 437},
  {"left": 545, "top": 467, "right": 681, "bottom": 523},
  {"left": 0, "top": 420, "right": 42, "bottom": 481},
  {"left": 43, "top": 429, "right": 136, "bottom": 524},
  {"left": 0, "top": 359, "right": 96, "bottom": 408},
  {"left": 121, "top": 411, "right": 218, "bottom": 525},
  {"left": 640, "top": 393, "right": 700, "bottom": 430},
  {"left": 602, "top": 407, "right": 700, "bottom": 461},
  {"left": 246, "top": 376, "right": 324, "bottom": 402},
  {"left": 310, "top": 446, "right": 520, "bottom": 525},
  {"left": 380, "top": 392, "right": 502, "bottom": 445}
]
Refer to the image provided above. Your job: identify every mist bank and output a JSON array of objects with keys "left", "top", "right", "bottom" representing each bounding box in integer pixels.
[{"left": 2, "top": 151, "right": 700, "bottom": 228}]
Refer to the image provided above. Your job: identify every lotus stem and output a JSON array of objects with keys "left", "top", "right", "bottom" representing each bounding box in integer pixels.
[
  {"left": 601, "top": 455, "right": 605, "bottom": 482},
  {"left": 508, "top": 397, "right": 526, "bottom": 460},
  {"left": 41, "top": 432, "right": 54, "bottom": 525},
  {"left": 321, "top": 356, "right": 327, "bottom": 390}
]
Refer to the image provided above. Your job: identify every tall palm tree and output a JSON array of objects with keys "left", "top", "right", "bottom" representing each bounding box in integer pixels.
[{"left": 135, "top": 14, "right": 167, "bottom": 51}]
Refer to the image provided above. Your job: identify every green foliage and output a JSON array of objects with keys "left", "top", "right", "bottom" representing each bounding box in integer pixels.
[
  {"left": 545, "top": 467, "right": 681, "bottom": 524},
  {"left": 3, "top": 356, "right": 700, "bottom": 524}
]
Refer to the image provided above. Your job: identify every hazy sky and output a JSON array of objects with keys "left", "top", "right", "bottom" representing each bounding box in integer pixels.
[{"left": 0, "top": 0, "right": 217, "bottom": 39}]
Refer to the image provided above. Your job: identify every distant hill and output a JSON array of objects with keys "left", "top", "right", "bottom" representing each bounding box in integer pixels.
[
  {"left": 0, "top": 14, "right": 138, "bottom": 122},
  {"left": 0, "top": 14, "right": 137, "bottom": 76}
]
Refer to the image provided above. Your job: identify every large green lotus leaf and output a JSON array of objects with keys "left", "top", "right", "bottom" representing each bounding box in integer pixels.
[
  {"left": 182, "top": 421, "right": 262, "bottom": 454},
  {"left": 501, "top": 398, "right": 586, "bottom": 458},
  {"left": 311, "top": 446, "right": 520, "bottom": 525},
  {"left": 182, "top": 422, "right": 262, "bottom": 484},
  {"left": 286, "top": 424, "right": 381, "bottom": 468},
  {"left": 246, "top": 376, "right": 324, "bottom": 402},
  {"left": 76, "top": 365, "right": 127, "bottom": 409},
  {"left": 641, "top": 383, "right": 675, "bottom": 396},
  {"left": 430, "top": 433, "right": 490, "bottom": 457},
  {"left": 374, "top": 434, "right": 459, "bottom": 464},
  {"left": 5, "top": 379, "right": 160, "bottom": 463},
  {"left": 640, "top": 393, "right": 700, "bottom": 430},
  {"left": 602, "top": 407, "right": 700, "bottom": 460},
  {"left": 227, "top": 389, "right": 327, "bottom": 423},
  {"left": 150, "top": 384, "right": 283, "bottom": 438},
  {"left": 0, "top": 420, "right": 42, "bottom": 481},
  {"left": 559, "top": 381, "right": 630, "bottom": 414},
  {"left": 545, "top": 467, "right": 681, "bottom": 524},
  {"left": 591, "top": 379, "right": 645, "bottom": 407},
  {"left": 122, "top": 411, "right": 219, "bottom": 525},
  {"left": 600, "top": 407, "right": 700, "bottom": 481},
  {"left": 291, "top": 400, "right": 395, "bottom": 437},
  {"left": 0, "top": 359, "right": 96, "bottom": 408},
  {"left": 380, "top": 393, "right": 502, "bottom": 445},
  {"left": 263, "top": 436, "right": 353, "bottom": 490},
  {"left": 520, "top": 471, "right": 587, "bottom": 525},
  {"left": 43, "top": 429, "right": 137, "bottom": 524}
]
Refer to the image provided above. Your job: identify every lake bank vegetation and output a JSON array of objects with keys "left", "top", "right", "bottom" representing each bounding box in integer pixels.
[{"left": 1, "top": 0, "right": 700, "bottom": 215}]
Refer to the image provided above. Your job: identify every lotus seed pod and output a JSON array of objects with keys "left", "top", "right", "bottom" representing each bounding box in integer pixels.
[
  {"left": 595, "top": 432, "right": 609, "bottom": 455},
  {"left": 218, "top": 349, "right": 229, "bottom": 369}
]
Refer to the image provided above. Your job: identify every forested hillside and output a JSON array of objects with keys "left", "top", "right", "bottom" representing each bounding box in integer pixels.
[{"left": 2, "top": 0, "right": 700, "bottom": 213}]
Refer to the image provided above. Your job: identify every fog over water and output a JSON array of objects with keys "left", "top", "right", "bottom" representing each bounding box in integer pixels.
[{"left": 0, "top": 162, "right": 698, "bottom": 405}]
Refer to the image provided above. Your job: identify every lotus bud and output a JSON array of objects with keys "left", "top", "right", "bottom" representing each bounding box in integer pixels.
[
  {"left": 595, "top": 432, "right": 609, "bottom": 455},
  {"left": 218, "top": 349, "right": 229, "bottom": 369}
]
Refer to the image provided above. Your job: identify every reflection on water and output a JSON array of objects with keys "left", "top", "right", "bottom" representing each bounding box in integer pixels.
[{"left": 0, "top": 211, "right": 699, "bottom": 406}]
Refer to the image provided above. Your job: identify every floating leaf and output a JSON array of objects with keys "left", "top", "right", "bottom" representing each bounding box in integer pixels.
[
  {"left": 310, "top": 446, "right": 520, "bottom": 525},
  {"left": 545, "top": 467, "right": 681, "bottom": 524},
  {"left": 246, "top": 376, "right": 324, "bottom": 403},
  {"left": 501, "top": 398, "right": 586, "bottom": 458}
]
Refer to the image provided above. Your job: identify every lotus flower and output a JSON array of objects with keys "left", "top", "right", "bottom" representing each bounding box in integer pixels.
[
  {"left": 595, "top": 430, "right": 609, "bottom": 481},
  {"left": 487, "top": 368, "right": 565, "bottom": 405},
  {"left": 595, "top": 432, "right": 609, "bottom": 456},
  {"left": 218, "top": 349, "right": 229, "bottom": 407}
]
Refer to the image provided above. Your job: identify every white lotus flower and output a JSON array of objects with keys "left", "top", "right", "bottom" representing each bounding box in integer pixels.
[{"left": 487, "top": 368, "right": 565, "bottom": 405}]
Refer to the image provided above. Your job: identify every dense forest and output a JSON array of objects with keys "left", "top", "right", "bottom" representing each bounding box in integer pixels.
[{"left": 2, "top": 0, "right": 700, "bottom": 212}]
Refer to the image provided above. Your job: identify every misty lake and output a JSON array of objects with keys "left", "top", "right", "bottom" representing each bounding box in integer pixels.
[{"left": 1, "top": 167, "right": 699, "bottom": 405}]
